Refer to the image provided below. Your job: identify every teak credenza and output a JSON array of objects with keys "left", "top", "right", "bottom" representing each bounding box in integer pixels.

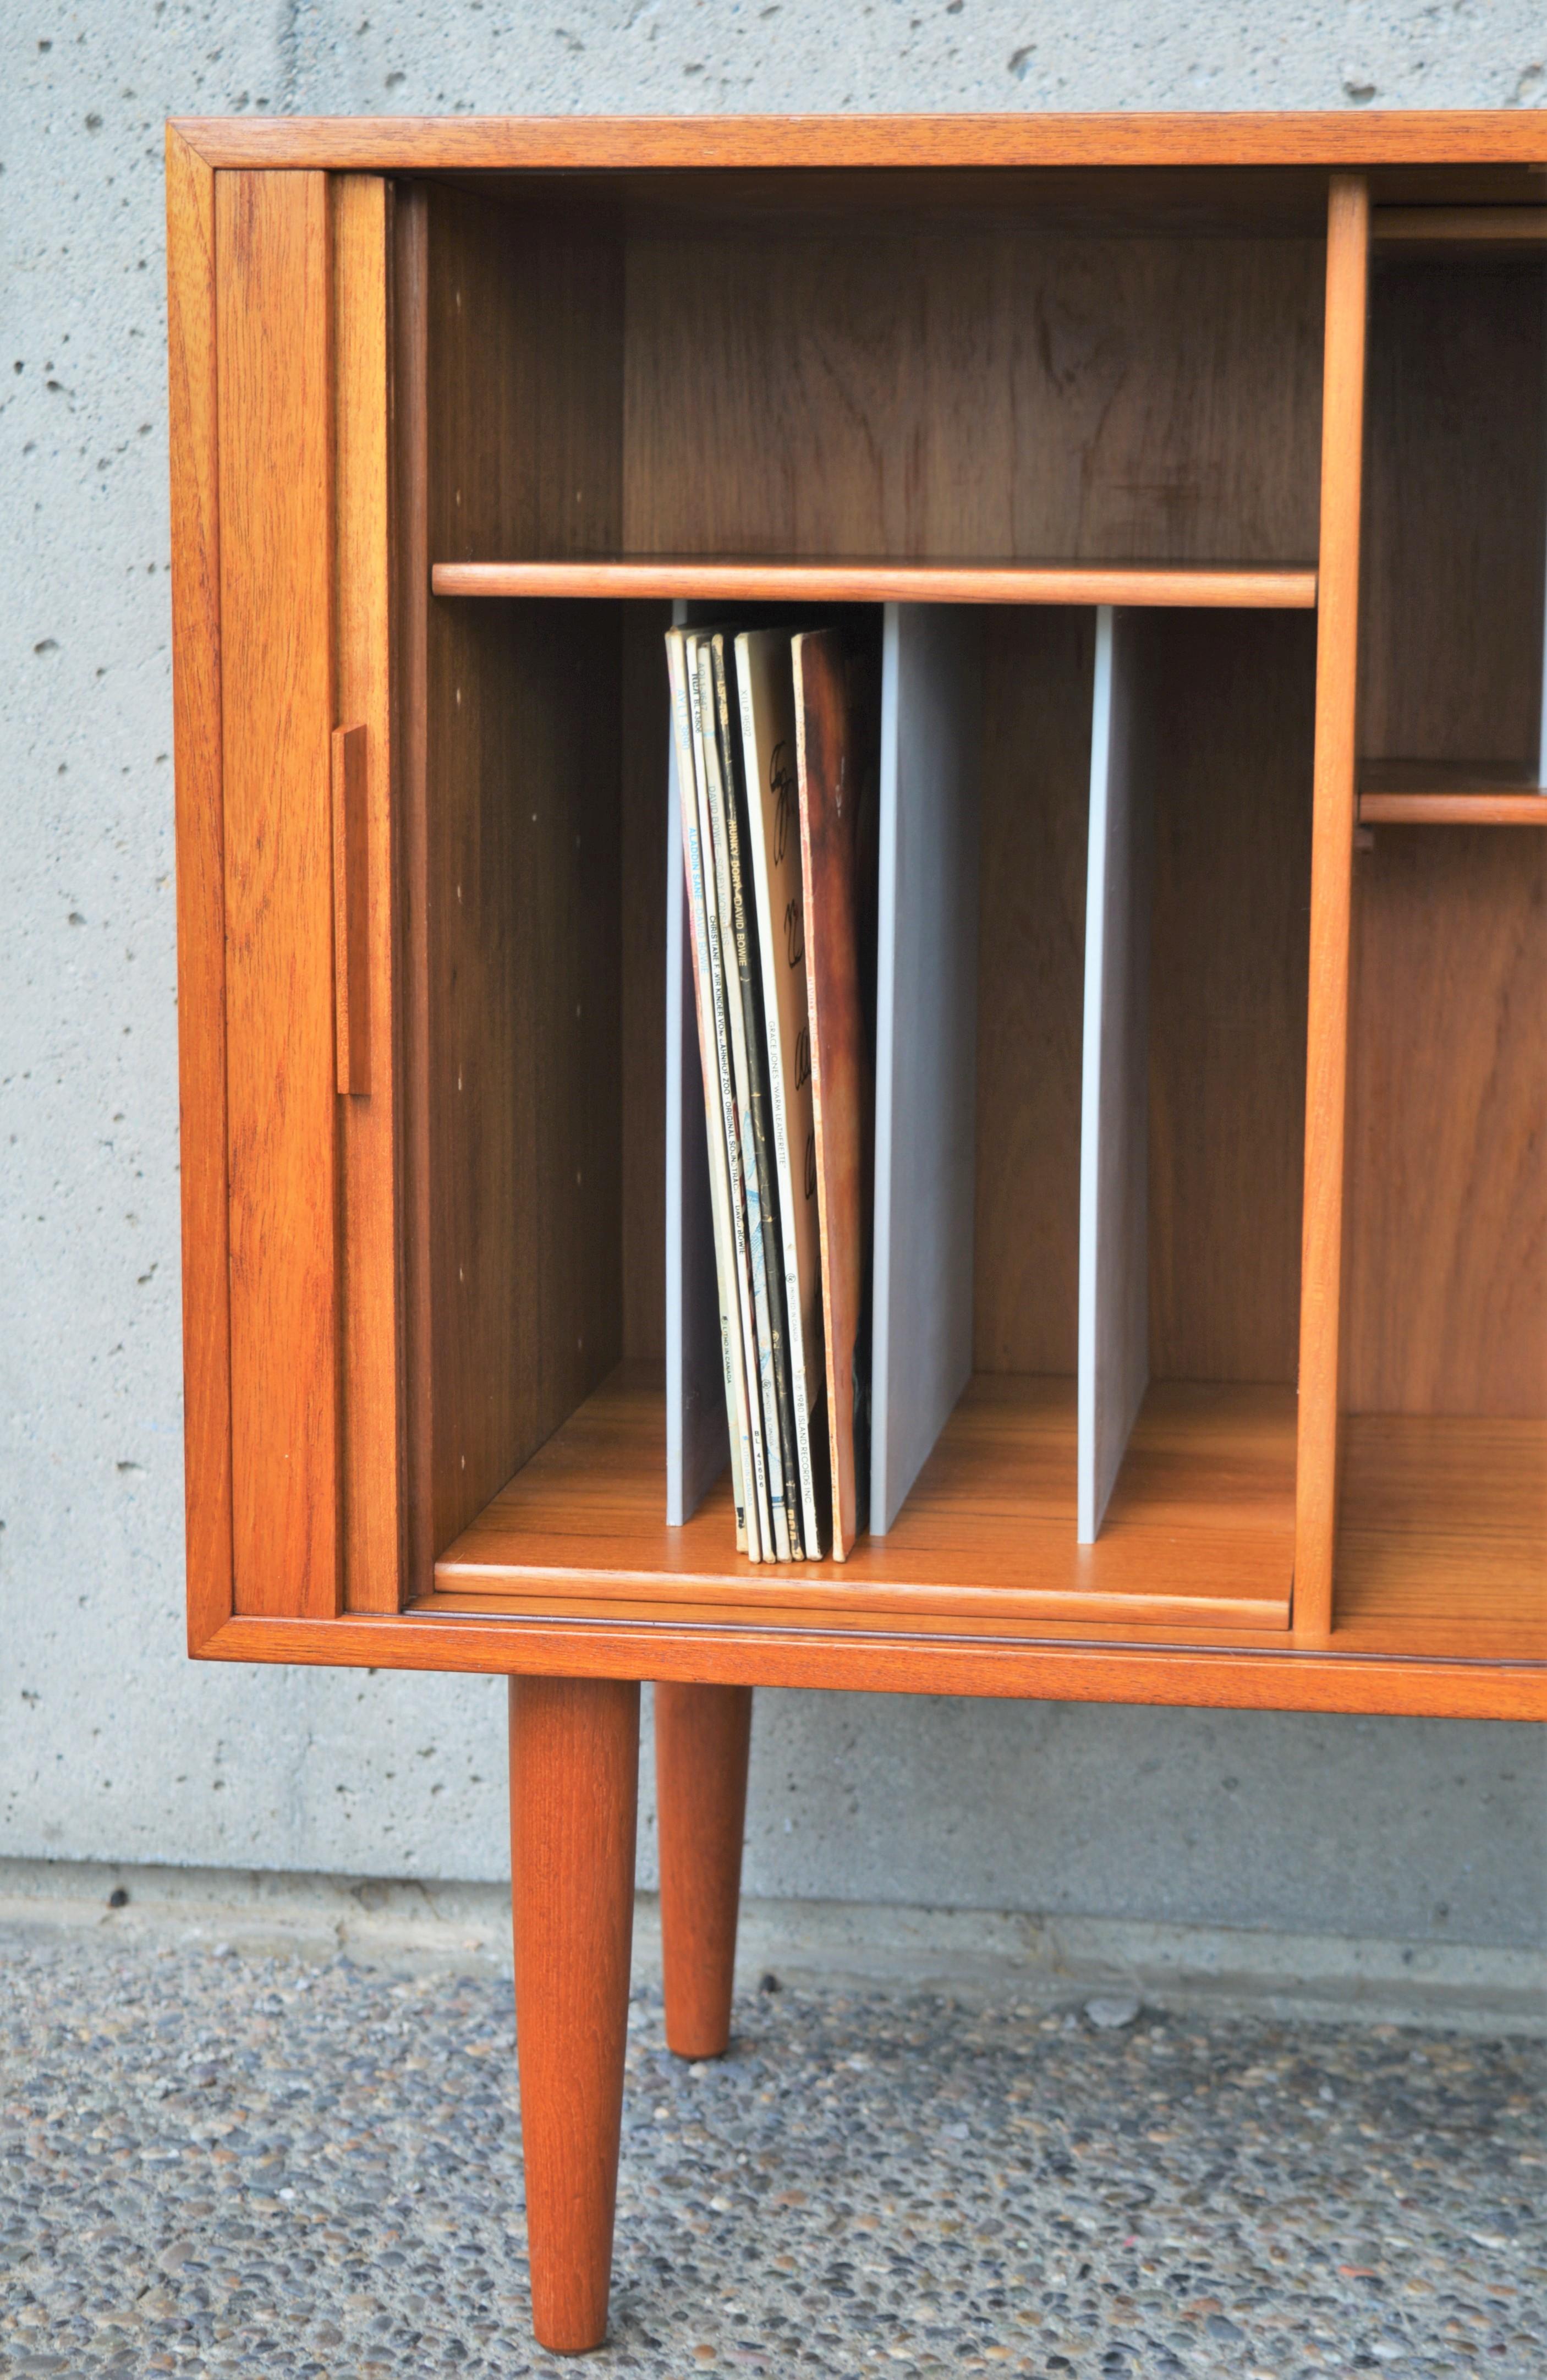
[{"left": 167, "top": 112, "right": 1546, "bottom": 2352}]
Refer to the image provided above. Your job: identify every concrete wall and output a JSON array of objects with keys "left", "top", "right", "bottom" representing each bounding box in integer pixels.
[{"left": 3, "top": 2, "right": 1544, "bottom": 1956}]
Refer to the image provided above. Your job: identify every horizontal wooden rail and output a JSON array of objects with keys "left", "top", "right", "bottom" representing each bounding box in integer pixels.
[
  {"left": 170, "top": 112, "right": 1547, "bottom": 173},
  {"left": 431, "top": 558, "right": 1318, "bottom": 609},
  {"left": 1359, "top": 789, "right": 1547, "bottom": 825},
  {"left": 191, "top": 1611, "right": 1547, "bottom": 1723}
]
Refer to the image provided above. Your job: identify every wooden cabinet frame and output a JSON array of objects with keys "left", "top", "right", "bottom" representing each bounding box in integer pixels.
[
  {"left": 171, "top": 112, "right": 1546, "bottom": 1721},
  {"left": 169, "top": 113, "right": 1545, "bottom": 2351}
]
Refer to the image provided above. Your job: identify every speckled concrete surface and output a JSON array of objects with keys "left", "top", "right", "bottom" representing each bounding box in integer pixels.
[{"left": 2, "top": 1935, "right": 1541, "bottom": 2378}]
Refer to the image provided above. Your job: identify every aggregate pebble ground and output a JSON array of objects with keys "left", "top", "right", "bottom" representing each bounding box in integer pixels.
[{"left": 1, "top": 1931, "right": 1541, "bottom": 2378}]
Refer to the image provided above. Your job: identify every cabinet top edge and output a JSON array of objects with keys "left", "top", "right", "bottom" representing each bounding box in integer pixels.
[{"left": 167, "top": 110, "right": 1547, "bottom": 174}]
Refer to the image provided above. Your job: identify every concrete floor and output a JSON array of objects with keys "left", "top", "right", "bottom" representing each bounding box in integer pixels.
[{"left": 1, "top": 1931, "right": 1541, "bottom": 2378}]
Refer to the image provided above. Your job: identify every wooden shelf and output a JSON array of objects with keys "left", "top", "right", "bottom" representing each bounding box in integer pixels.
[
  {"left": 1361, "top": 794, "right": 1547, "bottom": 825},
  {"left": 1359, "top": 760, "right": 1547, "bottom": 826},
  {"left": 425, "top": 1374, "right": 1547, "bottom": 1679},
  {"left": 435, "top": 1361, "right": 1296, "bottom": 1635},
  {"left": 430, "top": 558, "right": 1319, "bottom": 610},
  {"left": 1335, "top": 1414, "right": 1546, "bottom": 1661}
]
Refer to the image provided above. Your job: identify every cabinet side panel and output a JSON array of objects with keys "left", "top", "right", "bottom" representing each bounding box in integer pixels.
[
  {"left": 419, "top": 185, "right": 626, "bottom": 1558},
  {"left": 216, "top": 169, "right": 341, "bottom": 1619},
  {"left": 167, "top": 130, "right": 232, "bottom": 1648},
  {"left": 334, "top": 174, "right": 404, "bottom": 1611},
  {"left": 425, "top": 600, "right": 624, "bottom": 1556}
]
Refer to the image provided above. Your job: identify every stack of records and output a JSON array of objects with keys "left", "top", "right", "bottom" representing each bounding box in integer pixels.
[{"left": 666, "top": 623, "right": 880, "bottom": 1562}]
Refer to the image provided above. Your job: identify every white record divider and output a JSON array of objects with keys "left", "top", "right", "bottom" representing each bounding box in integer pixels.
[
  {"left": 1077, "top": 606, "right": 1154, "bottom": 1543},
  {"left": 869, "top": 602, "right": 983, "bottom": 1536},
  {"left": 667, "top": 599, "right": 984, "bottom": 1537},
  {"left": 665, "top": 600, "right": 729, "bottom": 1526}
]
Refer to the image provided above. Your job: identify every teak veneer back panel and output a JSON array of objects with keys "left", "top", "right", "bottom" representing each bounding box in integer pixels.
[
  {"left": 1344, "top": 828, "right": 1547, "bottom": 1419},
  {"left": 971, "top": 608, "right": 1314, "bottom": 1386},
  {"left": 620, "top": 601, "right": 672, "bottom": 1366},
  {"left": 1361, "top": 255, "right": 1547, "bottom": 768},
  {"left": 973, "top": 610, "right": 1093, "bottom": 1374},
  {"left": 621, "top": 232, "right": 1325, "bottom": 565},
  {"left": 1146, "top": 610, "right": 1315, "bottom": 1386},
  {"left": 426, "top": 184, "right": 624, "bottom": 563}
]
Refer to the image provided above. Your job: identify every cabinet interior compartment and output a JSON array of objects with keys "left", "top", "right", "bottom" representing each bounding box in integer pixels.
[
  {"left": 1336, "top": 239, "right": 1547, "bottom": 1654},
  {"left": 1359, "top": 245, "right": 1547, "bottom": 809},
  {"left": 413, "top": 590, "right": 1315, "bottom": 1632},
  {"left": 1073, "top": 608, "right": 1314, "bottom": 1605},
  {"left": 417, "top": 172, "right": 1326, "bottom": 578},
  {"left": 398, "top": 175, "right": 1309, "bottom": 1634},
  {"left": 1337, "top": 823, "right": 1547, "bottom": 1652}
]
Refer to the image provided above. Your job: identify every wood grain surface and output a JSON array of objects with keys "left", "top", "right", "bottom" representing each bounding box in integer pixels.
[
  {"left": 1146, "top": 611, "right": 1315, "bottom": 1385},
  {"left": 420, "top": 596, "right": 624, "bottom": 1556},
  {"left": 169, "top": 112, "right": 1547, "bottom": 173},
  {"left": 167, "top": 128, "right": 232, "bottom": 1649},
  {"left": 174, "top": 120, "right": 1547, "bottom": 1731},
  {"left": 1343, "top": 828, "right": 1546, "bottom": 1417},
  {"left": 330, "top": 726, "right": 371, "bottom": 1096},
  {"left": 1335, "top": 1414, "right": 1545, "bottom": 1658},
  {"left": 1359, "top": 253, "right": 1546, "bottom": 771},
  {"left": 216, "top": 169, "right": 341, "bottom": 1621},
  {"left": 434, "top": 560, "right": 1319, "bottom": 606},
  {"left": 1359, "top": 791, "right": 1547, "bottom": 826},
  {"left": 413, "top": 184, "right": 626, "bottom": 1561},
  {"left": 433, "top": 1363, "right": 1294, "bottom": 1631},
  {"left": 1360, "top": 761, "right": 1547, "bottom": 794},
  {"left": 973, "top": 611, "right": 1093, "bottom": 1376},
  {"left": 198, "top": 1605, "right": 1547, "bottom": 1723},
  {"left": 332, "top": 173, "right": 405, "bottom": 1612},
  {"left": 393, "top": 182, "right": 435, "bottom": 1603},
  {"left": 509, "top": 1675, "right": 639, "bottom": 2353},
  {"left": 622, "top": 234, "right": 1321, "bottom": 568},
  {"left": 654, "top": 1683, "right": 753, "bottom": 2061},
  {"left": 621, "top": 603, "right": 671, "bottom": 1363},
  {"left": 1373, "top": 206, "right": 1547, "bottom": 244},
  {"left": 1294, "top": 174, "right": 1369, "bottom": 1644}
]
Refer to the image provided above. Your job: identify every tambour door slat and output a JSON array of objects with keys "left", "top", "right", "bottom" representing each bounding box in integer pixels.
[{"left": 216, "top": 168, "right": 341, "bottom": 1619}]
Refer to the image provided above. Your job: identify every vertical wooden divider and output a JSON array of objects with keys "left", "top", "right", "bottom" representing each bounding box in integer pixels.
[
  {"left": 334, "top": 175, "right": 405, "bottom": 1612},
  {"left": 1294, "top": 174, "right": 1370, "bottom": 1643},
  {"left": 217, "top": 169, "right": 342, "bottom": 1621}
]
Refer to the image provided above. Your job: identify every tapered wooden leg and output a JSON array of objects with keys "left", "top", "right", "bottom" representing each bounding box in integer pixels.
[
  {"left": 655, "top": 1682, "right": 753, "bottom": 2060},
  {"left": 509, "top": 1675, "right": 639, "bottom": 2355}
]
